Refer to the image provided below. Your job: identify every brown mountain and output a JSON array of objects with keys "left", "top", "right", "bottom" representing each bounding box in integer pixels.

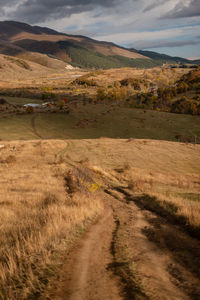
[
  {"left": 0, "top": 21, "right": 153, "bottom": 69},
  {"left": 0, "top": 21, "right": 195, "bottom": 69},
  {"left": 0, "top": 21, "right": 147, "bottom": 59}
]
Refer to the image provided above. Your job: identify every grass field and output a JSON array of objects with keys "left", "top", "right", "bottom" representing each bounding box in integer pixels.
[
  {"left": 2, "top": 96, "right": 43, "bottom": 106},
  {"left": 0, "top": 103, "right": 199, "bottom": 141},
  {"left": 0, "top": 140, "right": 103, "bottom": 299},
  {"left": 0, "top": 138, "right": 199, "bottom": 299}
]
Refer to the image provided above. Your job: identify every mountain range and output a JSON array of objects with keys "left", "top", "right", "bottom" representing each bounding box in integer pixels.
[{"left": 0, "top": 20, "right": 198, "bottom": 69}]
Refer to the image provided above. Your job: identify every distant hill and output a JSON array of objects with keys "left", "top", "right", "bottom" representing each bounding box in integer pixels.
[
  {"left": 0, "top": 52, "right": 70, "bottom": 83},
  {"left": 135, "top": 50, "right": 190, "bottom": 64},
  {"left": 0, "top": 21, "right": 198, "bottom": 69},
  {"left": 193, "top": 59, "right": 200, "bottom": 65}
]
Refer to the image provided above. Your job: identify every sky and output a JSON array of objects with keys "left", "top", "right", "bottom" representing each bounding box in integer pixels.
[{"left": 0, "top": 0, "right": 200, "bottom": 59}]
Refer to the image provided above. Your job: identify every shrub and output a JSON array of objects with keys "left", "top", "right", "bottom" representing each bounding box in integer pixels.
[
  {"left": 0, "top": 98, "right": 8, "bottom": 105},
  {"left": 171, "top": 97, "right": 199, "bottom": 115},
  {"left": 73, "top": 77, "right": 97, "bottom": 86},
  {"left": 4, "top": 155, "right": 16, "bottom": 164},
  {"left": 56, "top": 100, "right": 65, "bottom": 109},
  {"left": 96, "top": 88, "right": 106, "bottom": 101},
  {"left": 120, "top": 78, "right": 142, "bottom": 90},
  {"left": 26, "top": 106, "right": 34, "bottom": 113}
]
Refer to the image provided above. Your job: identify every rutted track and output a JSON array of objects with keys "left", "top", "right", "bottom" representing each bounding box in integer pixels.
[
  {"left": 46, "top": 180, "right": 200, "bottom": 300},
  {"left": 109, "top": 187, "right": 200, "bottom": 299},
  {"left": 50, "top": 206, "right": 123, "bottom": 300},
  {"left": 31, "top": 114, "right": 44, "bottom": 139}
]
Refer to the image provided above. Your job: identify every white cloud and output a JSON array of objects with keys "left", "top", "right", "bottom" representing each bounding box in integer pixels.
[
  {"left": 0, "top": 0, "right": 199, "bottom": 57},
  {"left": 94, "top": 25, "right": 200, "bottom": 45}
]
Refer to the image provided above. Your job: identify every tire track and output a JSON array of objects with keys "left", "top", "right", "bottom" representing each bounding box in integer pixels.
[
  {"left": 31, "top": 114, "right": 43, "bottom": 139},
  {"left": 51, "top": 207, "right": 123, "bottom": 300}
]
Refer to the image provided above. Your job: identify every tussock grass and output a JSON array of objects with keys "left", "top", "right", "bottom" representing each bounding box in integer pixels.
[
  {"left": 0, "top": 140, "right": 103, "bottom": 299},
  {"left": 0, "top": 138, "right": 199, "bottom": 298},
  {"left": 124, "top": 167, "right": 200, "bottom": 229},
  {"left": 148, "top": 192, "right": 200, "bottom": 228},
  {"left": 60, "top": 138, "right": 200, "bottom": 231}
]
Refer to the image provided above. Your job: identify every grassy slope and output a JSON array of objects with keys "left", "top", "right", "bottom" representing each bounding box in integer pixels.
[
  {"left": 3, "top": 96, "right": 43, "bottom": 105},
  {"left": 137, "top": 50, "right": 190, "bottom": 64},
  {"left": 0, "top": 139, "right": 103, "bottom": 299},
  {"left": 58, "top": 41, "right": 160, "bottom": 69},
  {"left": 0, "top": 103, "right": 199, "bottom": 141},
  {"left": 0, "top": 138, "right": 199, "bottom": 299}
]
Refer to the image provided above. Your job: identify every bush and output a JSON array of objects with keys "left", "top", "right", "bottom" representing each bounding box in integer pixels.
[
  {"left": 56, "top": 100, "right": 65, "bottom": 109},
  {"left": 171, "top": 97, "right": 199, "bottom": 115},
  {"left": 0, "top": 98, "right": 8, "bottom": 105},
  {"left": 96, "top": 88, "right": 106, "bottom": 101},
  {"left": 3, "top": 155, "right": 16, "bottom": 164},
  {"left": 120, "top": 78, "right": 142, "bottom": 90},
  {"left": 26, "top": 106, "right": 34, "bottom": 113},
  {"left": 73, "top": 77, "right": 97, "bottom": 87}
]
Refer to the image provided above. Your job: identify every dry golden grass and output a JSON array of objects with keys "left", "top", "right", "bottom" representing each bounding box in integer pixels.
[
  {"left": 0, "top": 140, "right": 103, "bottom": 299},
  {"left": 0, "top": 138, "right": 199, "bottom": 299},
  {"left": 149, "top": 192, "right": 200, "bottom": 228},
  {"left": 84, "top": 67, "right": 189, "bottom": 89},
  {"left": 0, "top": 53, "right": 86, "bottom": 89},
  {"left": 64, "top": 138, "right": 200, "bottom": 230},
  {"left": 0, "top": 60, "right": 189, "bottom": 91},
  {"left": 124, "top": 166, "right": 200, "bottom": 228}
]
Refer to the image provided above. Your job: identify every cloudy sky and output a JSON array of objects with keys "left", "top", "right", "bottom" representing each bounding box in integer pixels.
[{"left": 0, "top": 0, "right": 200, "bottom": 58}]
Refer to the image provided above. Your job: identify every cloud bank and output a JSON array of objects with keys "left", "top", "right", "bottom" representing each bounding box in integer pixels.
[{"left": 0, "top": 0, "right": 199, "bottom": 58}]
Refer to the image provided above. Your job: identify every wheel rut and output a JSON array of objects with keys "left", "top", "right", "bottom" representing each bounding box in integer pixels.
[
  {"left": 109, "top": 187, "right": 200, "bottom": 300},
  {"left": 31, "top": 114, "right": 43, "bottom": 139},
  {"left": 48, "top": 186, "right": 200, "bottom": 300},
  {"left": 51, "top": 206, "right": 123, "bottom": 300}
]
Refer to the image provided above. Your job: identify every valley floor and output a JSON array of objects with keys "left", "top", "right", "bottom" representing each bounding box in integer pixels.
[{"left": 0, "top": 104, "right": 199, "bottom": 142}]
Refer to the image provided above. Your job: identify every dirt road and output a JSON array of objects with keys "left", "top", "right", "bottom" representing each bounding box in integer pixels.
[
  {"left": 49, "top": 204, "right": 122, "bottom": 300},
  {"left": 49, "top": 189, "right": 200, "bottom": 300}
]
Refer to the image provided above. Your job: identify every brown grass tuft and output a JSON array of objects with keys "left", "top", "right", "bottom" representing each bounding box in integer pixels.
[
  {"left": 125, "top": 167, "right": 200, "bottom": 228},
  {"left": 0, "top": 141, "right": 103, "bottom": 300}
]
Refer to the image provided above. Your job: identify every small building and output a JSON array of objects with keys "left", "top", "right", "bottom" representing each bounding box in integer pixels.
[{"left": 23, "top": 103, "right": 41, "bottom": 108}]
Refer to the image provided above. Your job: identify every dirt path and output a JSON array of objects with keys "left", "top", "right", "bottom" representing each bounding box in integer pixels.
[
  {"left": 51, "top": 206, "right": 123, "bottom": 300},
  {"left": 31, "top": 114, "right": 43, "bottom": 139},
  {"left": 49, "top": 187, "right": 200, "bottom": 300},
  {"left": 109, "top": 188, "right": 200, "bottom": 299}
]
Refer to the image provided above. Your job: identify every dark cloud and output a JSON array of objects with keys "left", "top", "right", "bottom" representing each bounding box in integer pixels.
[
  {"left": 133, "top": 39, "right": 200, "bottom": 49},
  {"left": 0, "top": 0, "right": 17, "bottom": 4},
  {"left": 162, "top": 0, "right": 200, "bottom": 19},
  {"left": 0, "top": 0, "right": 19, "bottom": 16},
  {"left": 5, "top": 0, "right": 120, "bottom": 23},
  {"left": 143, "top": 0, "right": 165, "bottom": 13}
]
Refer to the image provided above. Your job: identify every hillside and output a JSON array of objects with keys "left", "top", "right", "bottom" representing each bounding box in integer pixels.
[
  {"left": 136, "top": 50, "right": 191, "bottom": 64},
  {"left": 0, "top": 138, "right": 200, "bottom": 300},
  {"left": 0, "top": 53, "right": 76, "bottom": 83},
  {"left": 0, "top": 20, "right": 197, "bottom": 69}
]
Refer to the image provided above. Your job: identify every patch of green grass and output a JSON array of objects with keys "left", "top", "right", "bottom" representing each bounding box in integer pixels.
[
  {"left": 196, "top": 131, "right": 200, "bottom": 137},
  {"left": 3, "top": 96, "right": 43, "bottom": 106},
  {"left": 0, "top": 104, "right": 199, "bottom": 141}
]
